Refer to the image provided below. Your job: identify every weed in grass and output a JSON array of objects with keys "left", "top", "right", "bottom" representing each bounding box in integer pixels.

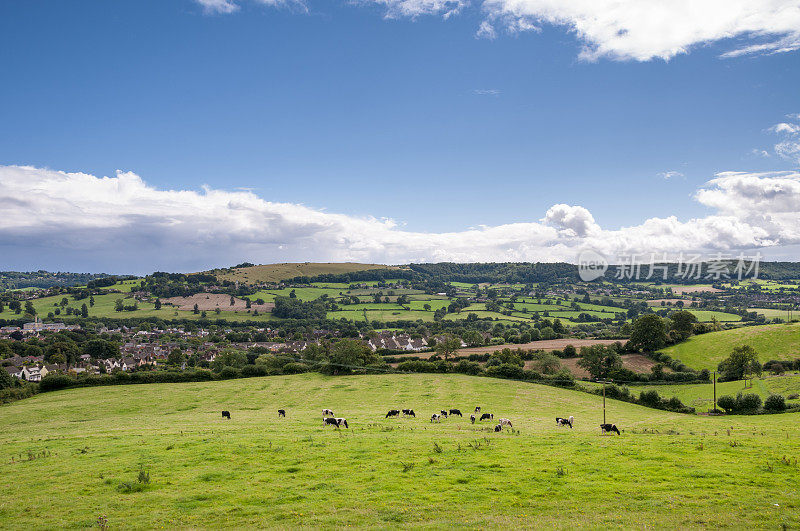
[
  {"left": 730, "top": 440, "right": 740, "bottom": 448},
  {"left": 96, "top": 515, "right": 108, "bottom": 530},
  {"left": 401, "top": 462, "right": 415, "bottom": 473},
  {"left": 556, "top": 466, "right": 566, "bottom": 477},
  {"left": 432, "top": 442, "right": 442, "bottom": 453}
]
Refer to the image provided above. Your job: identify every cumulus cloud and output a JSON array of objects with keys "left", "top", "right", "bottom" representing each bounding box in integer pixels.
[
  {"left": 479, "top": 0, "right": 800, "bottom": 61},
  {"left": 768, "top": 114, "right": 800, "bottom": 165},
  {"left": 2, "top": 165, "right": 800, "bottom": 273}
]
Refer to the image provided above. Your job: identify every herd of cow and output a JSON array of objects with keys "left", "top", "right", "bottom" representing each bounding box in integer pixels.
[{"left": 220, "top": 408, "right": 622, "bottom": 435}]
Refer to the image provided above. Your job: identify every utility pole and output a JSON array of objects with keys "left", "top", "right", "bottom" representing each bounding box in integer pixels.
[
  {"left": 713, "top": 371, "right": 717, "bottom": 413},
  {"left": 597, "top": 379, "right": 613, "bottom": 424}
]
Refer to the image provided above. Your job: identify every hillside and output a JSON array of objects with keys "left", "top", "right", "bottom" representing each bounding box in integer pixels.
[
  {"left": 660, "top": 322, "right": 800, "bottom": 370},
  {"left": 1, "top": 374, "right": 798, "bottom": 528},
  {"left": 211, "top": 262, "right": 396, "bottom": 284}
]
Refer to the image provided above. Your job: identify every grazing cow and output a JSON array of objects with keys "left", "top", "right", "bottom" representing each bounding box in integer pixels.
[
  {"left": 440, "top": 410, "right": 449, "bottom": 418},
  {"left": 470, "top": 414, "right": 476, "bottom": 424},
  {"left": 278, "top": 409, "right": 286, "bottom": 418},
  {"left": 402, "top": 409, "right": 415, "bottom": 417},
  {"left": 479, "top": 413, "right": 493, "bottom": 421},
  {"left": 474, "top": 406, "right": 481, "bottom": 413},
  {"left": 556, "top": 416, "right": 573, "bottom": 428},
  {"left": 494, "top": 424, "right": 502, "bottom": 432},
  {"left": 449, "top": 409, "right": 462, "bottom": 417},
  {"left": 600, "top": 423, "right": 620, "bottom": 435},
  {"left": 322, "top": 409, "right": 334, "bottom": 417},
  {"left": 431, "top": 413, "right": 441, "bottom": 423},
  {"left": 221, "top": 411, "right": 231, "bottom": 419},
  {"left": 386, "top": 409, "right": 400, "bottom": 418},
  {"left": 335, "top": 418, "right": 349, "bottom": 429},
  {"left": 324, "top": 417, "right": 339, "bottom": 428},
  {"left": 499, "top": 418, "right": 513, "bottom": 428}
]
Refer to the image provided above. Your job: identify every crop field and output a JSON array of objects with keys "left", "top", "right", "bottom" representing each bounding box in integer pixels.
[
  {"left": 685, "top": 310, "right": 742, "bottom": 322},
  {"left": 660, "top": 323, "right": 800, "bottom": 370},
  {"left": 1, "top": 373, "right": 799, "bottom": 528}
]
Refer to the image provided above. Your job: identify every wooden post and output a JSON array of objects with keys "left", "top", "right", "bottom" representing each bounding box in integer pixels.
[{"left": 713, "top": 371, "right": 717, "bottom": 413}]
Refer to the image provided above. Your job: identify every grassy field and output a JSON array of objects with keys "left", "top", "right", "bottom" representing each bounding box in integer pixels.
[
  {"left": 685, "top": 310, "right": 742, "bottom": 322},
  {"left": 611, "top": 374, "right": 800, "bottom": 413},
  {"left": 212, "top": 263, "right": 396, "bottom": 284},
  {"left": 660, "top": 323, "right": 800, "bottom": 370},
  {"left": 1, "top": 374, "right": 799, "bottom": 528}
]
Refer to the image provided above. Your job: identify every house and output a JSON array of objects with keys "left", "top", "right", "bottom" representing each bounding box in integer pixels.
[
  {"left": 4, "top": 366, "right": 23, "bottom": 379},
  {"left": 21, "top": 366, "right": 42, "bottom": 382}
]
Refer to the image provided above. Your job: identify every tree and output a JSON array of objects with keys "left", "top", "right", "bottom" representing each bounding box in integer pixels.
[
  {"left": 669, "top": 310, "right": 697, "bottom": 340},
  {"left": 45, "top": 341, "right": 80, "bottom": 365},
  {"left": 435, "top": 334, "right": 461, "bottom": 361},
  {"left": 462, "top": 330, "right": 483, "bottom": 347},
  {"left": 628, "top": 314, "right": 668, "bottom": 352},
  {"left": 89, "top": 295, "right": 95, "bottom": 307},
  {"left": 322, "top": 339, "right": 382, "bottom": 375},
  {"left": 764, "top": 394, "right": 786, "bottom": 412},
  {"left": 80, "top": 303, "right": 89, "bottom": 318},
  {"left": 193, "top": 303, "right": 199, "bottom": 315},
  {"left": 577, "top": 345, "right": 622, "bottom": 379},
  {"left": 230, "top": 296, "right": 236, "bottom": 306},
  {"left": 167, "top": 348, "right": 185, "bottom": 366},
  {"left": 83, "top": 339, "right": 119, "bottom": 359},
  {"left": 0, "top": 366, "right": 14, "bottom": 389},
  {"left": 60, "top": 297, "right": 69, "bottom": 307},
  {"left": 718, "top": 345, "right": 761, "bottom": 381},
  {"left": 115, "top": 299, "right": 124, "bottom": 312},
  {"left": 423, "top": 303, "right": 431, "bottom": 312},
  {"left": 289, "top": 290, "right": 296, "bottom": 299},
  {"left": 154, "top": 298, "right": 161, "bottom": 310},
  {"left": 211, "top": 349, "right": 248, "bottom": 372},
  {"left": 24, "top": 301, "right": 36, "bottom": 316}
]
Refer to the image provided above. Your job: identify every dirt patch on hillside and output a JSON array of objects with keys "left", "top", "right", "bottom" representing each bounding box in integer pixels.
[
  {"left": 669, "top": 286, "right": 722, "bottom": 295},
  {"left": 532, "top": 354, "right": 660, "bottom": 378},
  {"left": 389, "top": 338, "right": 621, "bottom": 360},
  {"left": 163, "top": 293, "right": 274, "bottom": 313}
]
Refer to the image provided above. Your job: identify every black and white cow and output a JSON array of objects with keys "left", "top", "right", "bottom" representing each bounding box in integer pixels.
[
  {"left": 324, "top": 417, "right": 349, "bottom": 428},
  {"left": 449, "top": 409, "right": 462, "bottom": 417},
  {"left": 474, "top": 406, "right": 481, "bottom": 414},
  {"left": 600, "top": 423, "right": 620, "bottom": 435},
  {"left": 479, "top": 413, "right": 493, "bottom": 421},
  {"left": 278, "top": 409, "right": 286, "bottom": 418},
  {"left": 322, "top": 409, "right": 334, "bottom": 417},
  {"left": 440, "top": 410, "right": 449, "bottom": 418},
  {"left": 556, "top": 416, "right": 573, "bottom": 428},
  {"left": 221, "top": 410, "right": 231, "bottom": 419},
  {"left": 402, "top": 409, "right": 415, "bottom": 417},
  {"left": 335, "top": 418, "right": 349, "bottom": 429},
  {"left": 499, "top": 418, "right": 513, "bottom": 428},
  {"left": 494, "top": 424, "right": 502, "bottom": 432},
  {"left": 386, "top": 409, "right": 400, "bottom": 418},
  {"left": 431, "top": 413, "right": 441, "bottom": 423},
  {"left": 470, "top": 414, "right": 476, "bottom": 424}
]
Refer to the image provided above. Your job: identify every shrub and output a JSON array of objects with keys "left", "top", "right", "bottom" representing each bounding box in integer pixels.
[
  {"left": 485, "top": 363, "right": 524, "bottom": 380},
  {"left": 218, "top": 366, "right": 242, "bottom": 379},
  {"left": 639, "top": 390, "right": 662, "bottom": 408},
  {"left": 736, "top": 392, "right": 762, "bottom": 413},
  {"left": 716, "top": 395, "right": 736, "bottom": 413},
  {"left": 39, "top": 374, "right": 74, "bottom": 392},
  {"left": 240, "top": 364, "right": 269, "bottom": 377},
  {"left": 282, "top": 362, "right": 311, "bottom": 374},
  {"left": 764, "top": 394, "right": 786, "bottom": 412},
  {"left": 453, "top": 360, "right": 483, "bottom": 375}
]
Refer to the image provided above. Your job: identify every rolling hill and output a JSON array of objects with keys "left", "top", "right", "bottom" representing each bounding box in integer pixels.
[
  {"left": 660, "top": 322, "right": 800, "bottom": 370},
  {"left": 211, "top": 262, "right": 397, "bottom": 284},
  {"left": 1, "top": 373, "right": 798, "bottom": 528}
]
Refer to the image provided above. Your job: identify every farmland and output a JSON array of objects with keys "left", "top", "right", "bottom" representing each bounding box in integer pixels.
[
  {"left": 212, "top": 263, "right": 397, "bottom": 284},
  {"left": 2, "top": 373, "right": 799, "bottom": 528}
]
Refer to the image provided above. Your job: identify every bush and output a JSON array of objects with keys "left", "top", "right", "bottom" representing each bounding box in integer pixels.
[
  {"left": 639, "top": 390, "right": 662, "bottom": 408},
  {"left": 240, "top": 364, "right": 269, "bottom": 377},
  {"left": 39, "top": 374, "right": 74, "bottom": 392},
  {"left": 218, "top": 366, "right": 242, "bottom": 379},
  {"left": 716, "top": 395, "right": 737, "bottom": 413},
  {"left": 764, "top": 394, "right": 786, "bottom": 412},
  {"left": 736, "top": 392, "right": 762, "bottom": 413},
  {"left": 453, "top": 360, "right": 483, "bottom": 375},
  {"left": 485, "top": 363, "right": 525, "bottom": 380},
  {"left": 281, "top": 362, "right": 310, "bottom": 374}
]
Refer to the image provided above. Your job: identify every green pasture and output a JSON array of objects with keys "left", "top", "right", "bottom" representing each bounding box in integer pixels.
[
  {"left": 685, "top": 310, "right": 742, "bottom": 322},
  {"left": 659, "top": 323, "right": 800, "bottom": 370},
  {"left": 1, "top": 373, "right": 799, "bottom": 528}
]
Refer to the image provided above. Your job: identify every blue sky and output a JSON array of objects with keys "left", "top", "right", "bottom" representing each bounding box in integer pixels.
[{"left": 1, "top": 1, "right": 799, "bottom": 272}]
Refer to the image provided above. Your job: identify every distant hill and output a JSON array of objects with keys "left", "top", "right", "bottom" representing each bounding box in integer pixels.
[
  {"left": 0, "top": 271, "right": 112, "bottom": 292},
  {"left": 660, "top": 322, "right": 800, "bottom": 370},
  {"left": 210, "top": 262, "right": 398, "bottom": 284}
]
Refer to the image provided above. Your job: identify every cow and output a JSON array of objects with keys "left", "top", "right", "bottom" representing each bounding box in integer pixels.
[
  {"left": 221, "top": 411, "right": 231, "bottom": 419},
  {"left": 499, "top": 418, "right": 513, "bottom": 428},
  {"left": 494, "top": 424, "right": 502, "bottom": 432},
  {"left": 479, "top": 413, "right": 493, "bottom": 421},
  {"left": 600, "top": 423, "right": 620, "bottom": 435},
  {"left": 474, "top": 406, "right": 481, "bottom": 413},
  {"left": 322, "top": 409, "right": 334, "bottom": 417},
  {"left": 449, "top": 409, "right": 462, "bottom": 417},
  {"left": 556, "top": 416, "right": 573, "bottom": 428},
  {"left": 402, "top": 409, "right": 415, "bottom": 417},
  {"left": 324, "top": 417, "right": 339, "bottom": 428},
  {"left": 470, "top": 414, "right": 476, "bottom": 424},
  {"left": 335, "top": 418, "right": 349, "bottom": 429},
  {"left": 386, "top": 409, "right": 400, "bottom": 418},
  {"left": 440, "top": 410, "right": 449, "bottom": 418},
  {"left": 278, "top": 409, "right": 286, "bottom": 418},
  {"left": 431, "top": 413, "right": 441, "bottom": 423}
]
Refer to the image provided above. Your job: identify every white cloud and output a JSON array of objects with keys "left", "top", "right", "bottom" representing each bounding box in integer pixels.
[
  {"left": 364, "top": 0, "right": 467, "bottom": 18},
  {"left": 196, "top": 0, "right": 306, "bottom": 14},
  {"left": 659, "top": 171, "right": 684, "bottom": 180},
  {"left": 2, "top": 165, "right": 800, "bottom": 273},
  {"left": 476, "top": 20, "right": 497, "bottom": 39},
  {"left": 768, "top": 114, "right": 800, "bottom": 165},
  {"left": 472, "top": 88, "right": 500, "bottom": 96},
  {"left": 478, "top": 0, "right": 800, "bottom": 61}
]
